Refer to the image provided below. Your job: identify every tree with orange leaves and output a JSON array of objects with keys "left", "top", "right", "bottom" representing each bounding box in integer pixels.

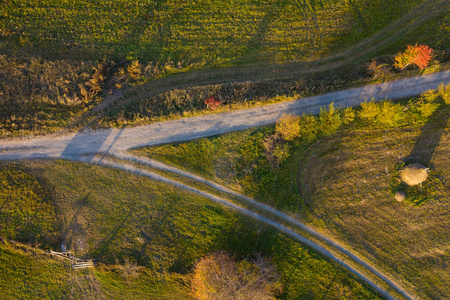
[
  {"left": 394, "top": 44, "right": 433, "bottom": 70},
  {"left": 205, "top": 96, "right": 221, "bottom": 110}
]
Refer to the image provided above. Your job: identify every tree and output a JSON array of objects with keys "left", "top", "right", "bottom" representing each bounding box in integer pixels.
[
  {"left": 318, "top": 102, "right": 342, "bottom": 136},
  {"left": 191, "top": 252, "right": 282, "bottom": 300},
  {"left": 394, "top": 44, "right": 433, "bottom": 70},
  {"left": 127, "top": 60, "right": 141, "bottom": 80},
  {"left": 275, "top": 114, "right": 301, "bottom": 141}
]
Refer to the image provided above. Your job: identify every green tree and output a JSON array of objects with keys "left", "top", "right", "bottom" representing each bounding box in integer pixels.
[
  {"left": 318, "top": 102, "right": 342, "bottom": 136},
  {"left": 275, "top": 114, "right": 301, "bottom": 141}
]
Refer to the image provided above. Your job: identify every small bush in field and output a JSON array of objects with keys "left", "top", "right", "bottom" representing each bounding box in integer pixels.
[
  {"left": 394, "top": 44, "right": 433, "bottom": 70},
  {"left": 367, "top": 60, "right": 391, "bottom": 80},
  {"left": 127, "top": 60, "right": 141, "bottom": 80},
  {"left": 342, "top": 107, "right": 356, "bottom": 124},
  {"left": 416, "top": 101, "right": 440, "bottom": 119},
  {"left": 115, "top": 258, "right": 143, "bottom": 280},
  {"left": 191, "top": 252, "right": 282, "bottom": 300},
  {"left": 318, "top": 102, "right": 342, "bottom": 136},
  {"left": 275, "top": 114, "right": 301, "bottom": 141},
  {"left": 263, "top": 134, "right": 290, "bottom": 168},
  {"left": 359, "top": 99, "right": 379, "bottom": 121},
  {"left": 359, "top": 99, "right": 404, "bottom": 127},
  {"left": 376, "top": 101, "right": 404, "bottom": 127},
  {"left": 298, "top": 114, "right": 318, "bottom": 142}
]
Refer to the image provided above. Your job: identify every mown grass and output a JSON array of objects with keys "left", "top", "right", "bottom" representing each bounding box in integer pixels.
[
  {"left": 132, "top": 86, "right": 450, "bottom": 299},
  {"left": 0, "top": 160, "right": 380, "bottom": 299},
  {"left": 0, "top": 0, "right": 426, "bottom": 64}
]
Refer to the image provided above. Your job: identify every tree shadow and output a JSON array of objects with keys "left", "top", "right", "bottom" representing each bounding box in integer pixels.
[
  {"left": 404, "top": 102, "right": 449, "bottom": 167},
  {"left": 89, "top": 209, "right": 134, "bottom": 262}
]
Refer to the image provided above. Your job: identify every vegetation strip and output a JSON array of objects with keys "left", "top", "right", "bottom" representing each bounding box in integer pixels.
[
  {"left": 98, "top": 0, "right": 449, "bottom": 123},
  {"left": 96, "top": 155, "right": 414, "bottom": 300}
]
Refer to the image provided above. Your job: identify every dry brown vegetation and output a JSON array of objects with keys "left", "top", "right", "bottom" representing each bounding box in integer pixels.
[
  {"left": 0, "top": 56, "right": 108, "bottom": 138},
  {"left": 191, "top": 252, "right": 282, "bottom": 300}
]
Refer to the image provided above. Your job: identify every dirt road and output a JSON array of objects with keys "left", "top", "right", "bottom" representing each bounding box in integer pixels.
[{"left": 1, "top": 70, "right": 449, "bottom": 161}]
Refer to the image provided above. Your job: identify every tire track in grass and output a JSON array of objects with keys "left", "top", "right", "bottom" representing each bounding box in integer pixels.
[{"left": 94, "top": 155, "right": 414, "bottom": 300}]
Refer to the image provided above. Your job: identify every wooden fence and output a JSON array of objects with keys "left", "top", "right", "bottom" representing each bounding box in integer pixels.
[{"left": 49, "top": 250, "right": 94, "bottom": 269}]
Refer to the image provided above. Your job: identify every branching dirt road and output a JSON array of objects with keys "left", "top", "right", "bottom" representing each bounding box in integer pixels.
[{"left": 2, "top": 71, "right": 450, "bottom": 300}]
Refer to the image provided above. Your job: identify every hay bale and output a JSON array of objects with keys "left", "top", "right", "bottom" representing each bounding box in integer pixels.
[
  {"left": 394, "top": 191, "right": 406, "bottom": 202},
  {"left": 400, "top": 163, "right": 429, "bottom": 186}
]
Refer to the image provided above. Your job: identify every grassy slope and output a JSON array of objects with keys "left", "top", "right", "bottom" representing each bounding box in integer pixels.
[
  {"left": 0, "top": 160, "right": 379, "bottom": 299},
  {"left": 0, "top": 242, "right": 190, "bottom": 299},
  {"left": 131, "top": 90, "right": 450, "bottom": 299}
]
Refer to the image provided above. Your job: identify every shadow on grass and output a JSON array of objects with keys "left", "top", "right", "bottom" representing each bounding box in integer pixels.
[{"left": 405, "top": 102, "right": 449, "bottom": 167}]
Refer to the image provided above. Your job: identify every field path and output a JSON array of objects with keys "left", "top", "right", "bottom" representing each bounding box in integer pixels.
[{"left": 1, "top": 71, "right": 450, "bottom": 300}]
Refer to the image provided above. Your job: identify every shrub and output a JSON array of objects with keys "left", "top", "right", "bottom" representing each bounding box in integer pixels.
[
  {"left": 416, "top": 101, "right": 440, "bottom": 119},
  {"left": 376, "top": 101, "right": 404, "bottom": 127},
  {"left": 359, "top": 99, "right": 379, "bottom": 121},
  {"left": 275, "top": 114, "right": 301, "bottom": 141},
  {"left": 394, "top": 44, "right": 433, "bottom": 70},
  {"left": 115, "top": 258, "right": 143, "bottom": 279},
  {"left": 263, "top": 134, "right": 290, "bottom": 168},
  {"left": 318, "top": 102, "right": 342, "bottom": 136},
  {"left": 341, "top": 107, "right": 356, "bottom": 124},
  {"left": 191, "top": 252, "right": 282, "bottom": 300},
  {"left": 367, "top": 60, "right": 391, "bottom": 80},
  {"left": 127, "top": 60, "right": 141, "bottom": 80},
  {"left": 205, "top": 96, "right": 221, "bottom": 110},
  {"left": 298, "top": 114, "right": 318, "bottom": 142}
]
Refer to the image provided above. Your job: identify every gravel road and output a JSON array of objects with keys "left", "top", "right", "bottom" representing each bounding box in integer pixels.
[{"left": 1, "top": 70, "right": 449, "bottom": 161}]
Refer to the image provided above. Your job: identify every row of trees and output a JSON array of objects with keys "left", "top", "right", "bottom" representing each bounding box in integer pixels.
[{"left": 265, "top": 83, "right": 449, "bottom": 167}]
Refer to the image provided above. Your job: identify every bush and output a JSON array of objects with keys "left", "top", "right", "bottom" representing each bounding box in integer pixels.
[
  {"left": 359, "top": 99, "right": 379, "bottom": 121},
  {"left": 367, "top": 60, "right": 391, "bottom": 80},
  {"left": 298, "top": 114, "right": 318, "bottom": 142},
  {"left": 275, "top": 114, "right": 301, "bottom": 141},
  {"left": 376, "top": 101, "right": 404, "bottom": 127},
  {"left": 127, "top": 60, "right": 141, "bottom": 80},
  {"left": 342, "top": 107, "right": 356, "bottom": 125},
  {"left": 438, "top": 83, "right": 450, "bottom": 105},
  {"left": 263, "top": 134, "right": 290, "bottom": 168},
  {"left": 191, "top": 252, "right": 282, "bottom": 300},
  {"left": 394, "top": 44, "right": 433, "bottom": 70},
  {"left": 318, "top": 102, "right": 342, "bottom": 136},
  {"left": 115, "top": 258, "right": 143, "bottom": 280}
]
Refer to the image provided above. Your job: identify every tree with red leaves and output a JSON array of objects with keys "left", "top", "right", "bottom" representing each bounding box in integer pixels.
[
  {"left": 394, "top": 44, "right": 433, "bottom": 70},
  {"left": 205, "top": 96, "right": 221, "bottom": 110}
]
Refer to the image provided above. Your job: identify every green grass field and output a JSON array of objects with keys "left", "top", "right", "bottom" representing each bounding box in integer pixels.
[
  {"left": 0, "top": 160, "right": 380, "bottom": 299},
  {"left": 131, "top": 86, "right": 450, "bottom": 299},
  {"left": 0, "top": 0, "right": 428, "bottom": 63}
]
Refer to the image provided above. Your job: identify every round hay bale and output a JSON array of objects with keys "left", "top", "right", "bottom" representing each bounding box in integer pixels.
[
  {"left": 400, "top": 163, "right": 429, "bottom": 186},
  {"left": 394, "top": 191, "right": 406, "bottom": 202}
]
